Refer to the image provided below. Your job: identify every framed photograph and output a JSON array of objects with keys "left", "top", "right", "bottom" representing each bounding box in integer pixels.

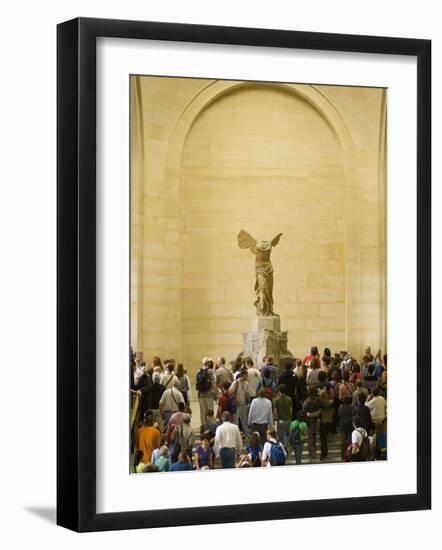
[{"left": 57, "top": 17, "right": 431, "bottom": 532}]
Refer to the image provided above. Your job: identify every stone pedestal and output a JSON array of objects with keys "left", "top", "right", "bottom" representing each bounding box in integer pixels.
[{"left": 242, "top": 316, "right": 293, "bottom": 370}]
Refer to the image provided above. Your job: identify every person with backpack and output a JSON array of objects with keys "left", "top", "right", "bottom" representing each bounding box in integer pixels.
[
  {"left": 303, "top": 386, "right": 322, "bottom": 462},
  {"left": 274, "top": 384, "right": 292, "bottom": 450},
  {"left": 216, "top": 380, "right": 237, "bottom": 420},
  {"left": 170, "top": 414, "right": 194, "bottom": 463},
  {"left": 257, "top": 368, "right": 277, "bottom": 401},
  {"left": 289, "top": 410, "right": 308, "bottom": 464},
  {"left": 349, "top": 416, "right": 374, "bottom": 462},
  {"left": 261, "top": 427, "right": 286, "bottom": 467},
  {"left": 196, "top": 357, "right": 216, "bottom": 428}
]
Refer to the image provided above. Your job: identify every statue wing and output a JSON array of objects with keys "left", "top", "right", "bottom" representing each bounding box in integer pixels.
[
  {"left": 271, "top": 232, "right": 283, "bottom": 247},
  {"left": 237, "top": 230, "right": 257, "bottom": 253}
]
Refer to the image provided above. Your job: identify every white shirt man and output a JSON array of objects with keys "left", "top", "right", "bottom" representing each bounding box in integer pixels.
[
  {"left": 245, "top": 361, "right": 261, "bottom": 397},
  {"left": 367, "top": 392, "right": 387, "bottom": 422},
  {"left": 214, "top": 412, "right": 242, "bottom": 464}
]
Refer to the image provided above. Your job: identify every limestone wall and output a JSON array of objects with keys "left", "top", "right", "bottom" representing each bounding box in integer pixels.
[{"left": 130, "top": 76, "right": 386, "bottom": 377}]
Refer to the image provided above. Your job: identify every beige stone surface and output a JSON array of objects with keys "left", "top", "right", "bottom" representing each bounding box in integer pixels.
[{"left": 130, "top": 76, "right": 387, "bottom": 377}]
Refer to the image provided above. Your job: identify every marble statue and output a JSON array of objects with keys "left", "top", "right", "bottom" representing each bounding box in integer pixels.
[{"left": 237, "top": 229, "right": 283, "bottom": 317}]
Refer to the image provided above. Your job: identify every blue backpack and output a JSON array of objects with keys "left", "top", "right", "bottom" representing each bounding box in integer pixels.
[{"left": 269, "top": 441, "right": 286, "bottom": 466}]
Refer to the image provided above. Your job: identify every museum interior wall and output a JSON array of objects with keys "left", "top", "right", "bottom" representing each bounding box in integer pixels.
[{"left": 131, "top": 76, "right": 387, "bottom": 377}]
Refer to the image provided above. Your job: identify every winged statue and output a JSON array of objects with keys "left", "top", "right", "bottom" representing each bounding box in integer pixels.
[{"left": 237, "top": 229, "right": 283, "bottom": 317}]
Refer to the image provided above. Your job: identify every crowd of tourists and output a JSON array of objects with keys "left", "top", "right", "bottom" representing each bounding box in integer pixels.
[{"left": 130, "top": 346, "right": 387, "bottom": 473}]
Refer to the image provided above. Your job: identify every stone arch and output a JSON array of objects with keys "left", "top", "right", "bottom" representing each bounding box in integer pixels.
[{"left": 165, "top": 80, "right": 360, "bottom": 353}]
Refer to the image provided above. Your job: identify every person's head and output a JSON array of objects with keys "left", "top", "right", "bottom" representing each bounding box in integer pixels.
[
  {"left": 245, "top": 357, "right": 254, "bottom": 368},
  {"left": 259, "top": 388, "right": 266, "bottom": 399},
  {"left": 205, "top": 358, "right": 214, "bottom": 369},
  {"left": 218, "top": 357, "right": 226, "bottom": 366},
  {"left": 145, "top": 366, "right": 154, "bottom": 377},
  {"left": 222, "top": 380, "right": 231, "bottom": 392},
  {"left": 295, "top": 358, "right": 302, "bottom": 367},
  {"left": 322, "top": 356, "right": 331, "bottom": 368},
  {"left": 358, "top": 392, "right": 367, "bottom": 405},
  {"left": 178, "top": 402, "right": 185, "bottom": 413},
  {"left": 205, "top": 410, "right": 214, "bottom": 423},
  {"left": 372, "top": 387, "right": 380, "bottom": 397},
  {"left": 159, "top": 445, "right": 169, "bottom": 458},
  {"left": 152, "top": 371, "right": 161, "bottom": 384},
  {"left": 143, "top": 411, "right": 154, "bottom": 425},
  {"left": 278, "top": 383, "right": 287, "bottom": 395},
  {"left": 135, "top": 351, "right": 144, "bottom": 362},
  {"left": 311, "top": 346, "right": 319, "bottom": 357},
  {"left": 332, "top": 371, "right": 340, "bottom": 382},
  {"left": 182, "top": 413, "right": 191, "bottom": 425},
  {"left": 356, "top": 380, "right": 363, "bottom": 389},
  {"left": 365, "top": 346, "right": 371, "bottom": 356},
  {"left": 310, "top": 357, "right": 320, "bottom": 370},
  {"left": 266, "top": 356, "right": 274, "bottom": 365},
  {"left": 201, "top": 436, "right": 210, "bottom": 450},
  {"left": 239, "top": 369, "right": 248, "bottom": 381},
  {"left": 178, "top": 452, "right": 189, "bottom": 463},
  {"left": 263, "top": 368, "right": 271, "bottom": 379},
  {"left": 144, "top": 463, "right": 159, "bottom": 473},
  {"left": 323, "top": 347, "right": 331, "bottom": 358},
  {"left": 368, "top": 363, "right": 375, "bottom": 375},
  {"left": 342, "top": 370, "right": 350, "bottom": 382},
  {"left": 352, "top": 363, "right": 361, "bottom": 373},
  {"left": 152, "top": 356, "right": 162, "bottom": 367},
  {"left": 284, "top": 360, "right": 293, "bottom": 372},
  {"left": 267, "top": 427, "right": 277, "bottom": 440},
  {"left": 221, "top": 411, "right": 231, "bottom": 423},
  {"left": 297, "top": 410, "right": 305, "bottom": 422},
  {"left": 133, "top": 449, "right": 144, "bottom": 467},
  {"left": 318, "top": 371, "right": 327, "bottom": 384},
  {"left": 352, "top": 416, "right": 361, "bottom": 429},
  {"left": 343, "top": 396, "right": 352, "bottom": 405},
  {"left": 166, "top": 362, "right": 175, "bottom": 374},
  {"left": 249, "top": 431, "right": 261, "bottom": 449}
]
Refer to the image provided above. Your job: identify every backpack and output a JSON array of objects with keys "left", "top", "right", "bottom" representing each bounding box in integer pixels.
[
  {"left": 358, "top": 429, "right": 374, "bottom": 461},
  {"left": 269, "top": 441, "right": 286, "bottom": 466},
  {"left": 196, "top": 368, "right": 211, "bottom": 392},
  {"left": 289, "top": 422, "right": 303, "bottom": 446},
  {"left": 262, "top": 379, "right": 274, "bottom": 400},
  {"left": 219, "top": 391, "right": 237, "bottom": 415}
]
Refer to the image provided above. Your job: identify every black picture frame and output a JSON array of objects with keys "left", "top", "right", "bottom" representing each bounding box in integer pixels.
[{"left": 57, "top": 17, "right": 431, "bottom": 532}]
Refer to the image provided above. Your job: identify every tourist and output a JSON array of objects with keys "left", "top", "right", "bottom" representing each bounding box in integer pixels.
[
  {"left": 338, "top": 370, "right": 356, "bottom": 402},
  {"left": 350, "top": 416, "right": 374, "bottom": 461},
  {"left": 166, "top": 401, "right": 186, "bottom": 441},
  {"left": 194, "top": 436, "right": 214, "bottom": 469},
  {"left": 159, "top": 383, "right": 185, "bottom": 431},
  {"left": 216, "top": 380, "right": 236, "bottom": 420},
  {"left": 245, "top": 431, "right": 262, "bottom": 467},
  {"left": 278, "top": 360, "right": 299, "bottom": 418},
  {"left": 152, "top": 356, "right": 163, "bottom": 372},
  {"left": 215, "top": 356, "right": 233, "bottom": 389},
  {"left": 230, "top": 369, "right": 251, "bottom": 436},
  {"left": 154, "top": 445, "right": 171, "bottom": 472},
  {"left": 175, "top": 363, "right": 191, "bottom": 404},
  {"left": 144, "top": 463, "right": 159, "bottom": 473},
  {"left": 248, "top": 388, "right": 274, "bottom": 445},
  {"left": 338, "top": 396, "right": 354, "bottom": 458},
  {"left": 303, "top": 346, "right": 320, "bottom": 366},
  {"left": 273, "top": 384, "right": 292, "bottom": 450},
  {"left": 294, "top": 358, "right": 308, "bottom": 400},
  {"left": 261, "top": 427, "right": 286, "bottom": 467},
  {"left": 350, "top": 363, "right": 362, "bottom": 385},
  {"left": 352, "top": 380, "right": 369, "bottom": 407},
  {"left": 373, "top": 421, "right": 387, "bottom": 460},
  {"left": 367, "top": 388, "right": 387, "bottom": 424},
  {"left": 214, "top": 411, "right": 242, "bottom": 468},
  {"left": 132, "top": 449, "right": 146, "bottom": 473},
  {"left": 352, "top": 392, "right": 373, "bottom": 434},
  {"left": 135, "top": 411, "right": 161, "bottom": 464},
  {"left": 169, "top": 451, "right": 194, "bottom": 472},
  {"left": 363, "top": 363, "right": 379, "bottom": 393},
  {"left": 170, "top": 414, "right": 194, "bottom": 462},
  {"left": 289, "top": 411, "right": 308, "bottom": 465},
  {"left": 196, "top": 357, "right": 217, "bottom": 428},
  {"left": 200, "top": 410, "right": 219, "bottom": 446},
  {"left": 259, "top": 356, "right": 279, "bottom": 384},
  {"left": 245, "top": 357, "right": 261, "bottom": 400},
  {"left": 160, "top": 361, "right": 179, "bottom": 389},
  {"left": 306, "top": 356, "right": 321, "bottom": 388},
  {"left": 303, "top": 386, "right": 322, "bottom": 462},
  {"left": 319, "top": 383, "right": 334, "bottom": 461},
  {"left": 257, "top": 368, "right": 277, "bottom": 400},
  {"left": 138, "top": 371, "right": 164, "bottom": 429}
]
